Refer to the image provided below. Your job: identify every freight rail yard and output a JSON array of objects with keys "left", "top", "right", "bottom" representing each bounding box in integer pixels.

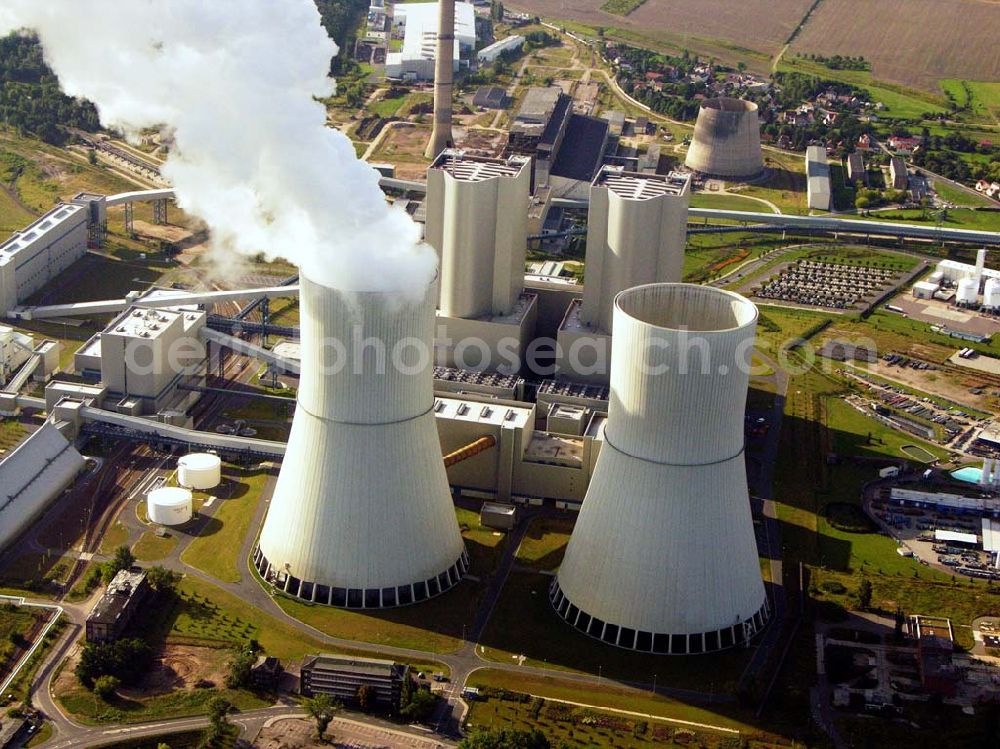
[{"left": 1, "top": 2, "right": 1000, "bottom": 749}]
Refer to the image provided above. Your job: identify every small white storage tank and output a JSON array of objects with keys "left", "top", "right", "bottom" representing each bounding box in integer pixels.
[
  {"left": 148, "top": 487, "right": 193, "bottom": 526},
  {"left": 177, "top": 453, "right": 222, "bottom": 490},
  {"left": 956, "top": 277, "right": 979, "bottom": 306},
  {"left": 984, "top": 278, "right": 1000, "bottom": 309}
]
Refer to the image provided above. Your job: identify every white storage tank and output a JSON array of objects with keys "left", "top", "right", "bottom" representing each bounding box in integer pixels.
[
  {"left": 956, "top": 277, "right": 979, "bottom": 306},
  {"left": 148, "top": 486, "right": 193, "bottom": 526},
  {"left": 177, "top": 453, "right": 222, "bottom": 490},
  {"left": 984, "top": 278, "right": 1000, "bottom": 309}
]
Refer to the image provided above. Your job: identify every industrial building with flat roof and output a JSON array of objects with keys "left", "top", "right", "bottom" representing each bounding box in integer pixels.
[
  {"left": 806, "top": 145, "right": 832, "bottom": 211},
  {"left": 507, "top": 87, "right": 573, "bottom": 187},
  {"left": 80, "top": 305, "right": 207, "bottom": 416},
  {"left": 385, "top": 1, "right": 476, "bottom": 80},
  {"left": 300, "top": 654, "right": 409, "bottom": 710},
  {"left": 0, "top": 202, "right": 89, "bottom": 315},
  {"left": 85, "top": 568, "right": 150, "bottom": 643}
]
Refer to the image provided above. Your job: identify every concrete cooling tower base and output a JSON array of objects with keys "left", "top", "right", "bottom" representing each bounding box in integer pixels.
[{"left": 253, "top": 406, "right": 469, "bottom": 608}]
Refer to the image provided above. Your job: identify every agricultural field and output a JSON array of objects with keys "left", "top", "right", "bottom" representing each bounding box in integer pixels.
[
  {"left": 509, "top": 0, "right": 812, "bottom": 63},
  {"left": 940, "top": 79, "right": 1000, "bottom": 125},
  {"left": 789, "top": 0, "right": 1000, "bottom": 93}
]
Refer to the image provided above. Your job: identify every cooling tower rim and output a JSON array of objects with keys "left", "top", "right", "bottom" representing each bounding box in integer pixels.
[
  {"left": 613, "top": 283, "right": 758, "bottom": 334},
  {"left": 299, "top": 271, "right": 439, "bottom": 299},
  {"left": 699, "top": 97, "right": 758, "bottom": 114}
]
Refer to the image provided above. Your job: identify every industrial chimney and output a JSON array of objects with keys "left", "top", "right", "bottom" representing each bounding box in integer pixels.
[
  {"left": 424, "top": 0, "right": 455, "bottom": 159},
  {"left": 551, "top": 283, "right": 769, "bottom": 653},
  {"left": 254, "top": 277, "right": 467, "bottom": 608}
]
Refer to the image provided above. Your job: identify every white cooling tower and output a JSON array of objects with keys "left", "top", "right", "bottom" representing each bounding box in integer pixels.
[
  {"left": 254, "top": 277, "right": 467, "bottom": 608},
  {"left": 551, "top": 283, "right": 769, "bottom": 653},
  {"left": 684, "top": 98, "right": 764, "bottom": 179},
  {"left": 957, "top": 277, "right": 979, "bottom": 306}
]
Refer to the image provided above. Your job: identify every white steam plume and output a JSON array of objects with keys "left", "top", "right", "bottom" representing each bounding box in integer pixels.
[{"left": 0, "top": 1, "right": 436, "bottom": 295}]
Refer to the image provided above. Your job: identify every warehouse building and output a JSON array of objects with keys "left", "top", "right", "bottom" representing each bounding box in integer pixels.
[
  {"left": 806, "top": 145, "right": 832, "bottom": 211},
  {"left": 0, "top": 421, "right": 86, "bottom": 554},
  {"left": 300, "top": 655, "right": 409, "bottom": 711},
  {"left": 890, "top": 156, "right": 909, "bottom": 191},
  {"left": 478, "top": 35, "right": 523, "bottom": 64},
  {"left": 847, "top": 152, "right": 867, "bottom": 185}
]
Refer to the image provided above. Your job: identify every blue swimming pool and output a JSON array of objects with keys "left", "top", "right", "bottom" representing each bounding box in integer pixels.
[{"left": 952, "top": 466, "right": 983, "bottom": 484}]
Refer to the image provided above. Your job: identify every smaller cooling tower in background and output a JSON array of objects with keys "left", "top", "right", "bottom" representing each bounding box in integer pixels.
[
  {"left": 685, "top": 98, "right": 764, "bottom": 179},
  {"left": 255, "top": 277, "right": 467, "bottom": 609},
  {"left": 552, "top": 283, "right": 769, "bottom": 654}
]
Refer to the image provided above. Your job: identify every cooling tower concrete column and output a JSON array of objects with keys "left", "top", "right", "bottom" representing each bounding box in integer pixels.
[
  {"left": 684, "top": 98, "right": 763, "bottom": 179},
  {"left": 424, "top": 0, "right": 455, "bottom": 160},
  {"left": 255, "top": 277, "right": 467, "bottom": 609},
  {"left": 552, "top": 283, "right": 769, "bottom": 653}
]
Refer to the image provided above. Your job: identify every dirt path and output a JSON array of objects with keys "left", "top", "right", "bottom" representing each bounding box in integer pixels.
[{"left": 0, "top": 180, "right": 38, "bottom": 218}]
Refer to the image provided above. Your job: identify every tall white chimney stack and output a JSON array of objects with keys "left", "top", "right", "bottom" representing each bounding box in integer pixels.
[{"left": 424, "top": 0, "right": 455, "bottom": 160}]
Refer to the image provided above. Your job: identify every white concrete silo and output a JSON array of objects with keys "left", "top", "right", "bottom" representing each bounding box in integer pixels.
[
  {"left": 148, "top": 486, "right": 193, "bottom": 526},
  {"left": 177, "top": 453, "right": 221, "bottom": 490},
  {"left": 957, "top": 277, "right": 979, "bottom": 306},
  {"left": 685, "top": 98, "right": 764, "bottom": 179},
  {"left": 983, "top": 278, "right": 1000, "bottom": 310},
  {"left": 254, "top": 277, "right": 467, "bottom": 608},
  {"left": 551, "top": 283, "right": 769, "bottom": 653}
]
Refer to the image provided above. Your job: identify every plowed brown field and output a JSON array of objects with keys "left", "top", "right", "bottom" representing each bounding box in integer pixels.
[{"left": 790, "top": 0, "right": 1000, "bottom": 91}]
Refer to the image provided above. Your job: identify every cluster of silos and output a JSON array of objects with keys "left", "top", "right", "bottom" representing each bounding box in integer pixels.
[
  {"left": 254, "top": 277, "right": 467, "bottom": 609},
  {"left": 985, "top": 278, "right": 1000, "bottom": 310},
  {"left": 551, "top": 283, "right": 769, "bottom": 653},
  {"left": 684, "top": 98, "right": 764, "bottom": 179}
]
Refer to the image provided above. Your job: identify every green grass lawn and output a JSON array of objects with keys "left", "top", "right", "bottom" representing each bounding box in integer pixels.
[
  {"left": 0, "top": 419, "right": 26, "bottom": 454},
  {"left": 825, "top": 398, "right": 949, "bottom": 463},
  {"left": 939, "top": 80, "right": 1000, "bottom": 125},
  {"left": 99, "top": 522, "right": 130, "bottom": 555},
  {"left": 477, "top": 571, "right": 751, "bottom": 692},
  {"left": 690, "top": 192, "right": 775, "bottom": 213},
  {"left": 370, "top": 93, "right": 406, "bottom": 118},
  {"left": 180, "top": 469, "right": 271, "bottom": 584},
  {"left": 930, "top": 178, "right": 994, "bottom": 207},
  {"left": 516, "top": 516, "right": 574, "bottom": 571},
  {"left": 132, "top": 531, "right": 178, "bottom": 563},
  {"left": 465, "top": 669, "right": 785, "bottom": 747},
  {"left": 0, "top": 603, "right": 43, "bottom": 664},
  {"left": 846, "top": 206, "right": 1000, "bottom": 233}
]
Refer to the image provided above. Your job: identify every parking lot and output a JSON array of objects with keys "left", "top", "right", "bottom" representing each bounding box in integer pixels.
[
  {"left": 870, "top": 493, "right": 1000, "bottom": 580},
  {"left": 753, "top": 260, "right": 903, "bottom": 310}
]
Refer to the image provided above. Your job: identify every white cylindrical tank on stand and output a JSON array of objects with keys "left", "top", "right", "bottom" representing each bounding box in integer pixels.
[
  {"left": 956, "top": 277, "right": 979, "bottom": 306},
  {"left": 984, "top": 278, "right": 1000, "bottom": 309},
  {"left": 177, "top": 453, "right": 222, "bottom": 490},
  {"left": 148, "top": 487, "right": 193, "bottom": 526}
]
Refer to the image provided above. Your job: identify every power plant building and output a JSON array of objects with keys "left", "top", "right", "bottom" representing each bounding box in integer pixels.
[
  {"left": 425, "top": 150, "right": 537, "bottom": 372},
  {"left": 684, "top": 98, "right": 763, "bottom": 179},
  {"left": 557, "top": 168, "right": 691, "bottom": 383},
  {"left": 0, "top": 202, "right": 89, "bottom": 316},
  {"left": 95, "top": 306, "right": 207, "bottom": 416},
  {"left": 552, "top": 283, "right": 769, "bottom": 653},
  {"left": 255, "top": 279, "right": 467, "bottom": 609}
]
